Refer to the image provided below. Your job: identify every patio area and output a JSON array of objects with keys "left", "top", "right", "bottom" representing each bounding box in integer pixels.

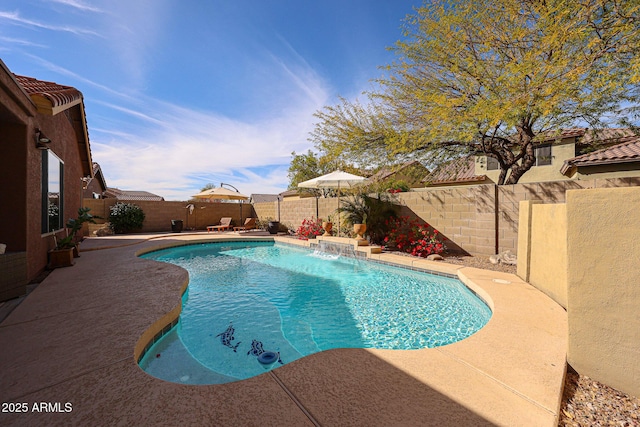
[{"left": 0, "top": 232, "right": 567, "bottom": 426}]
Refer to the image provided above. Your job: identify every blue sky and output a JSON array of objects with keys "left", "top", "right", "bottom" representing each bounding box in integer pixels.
[{"left": 1, "top": 0, "right": 419, "bottom": 200}]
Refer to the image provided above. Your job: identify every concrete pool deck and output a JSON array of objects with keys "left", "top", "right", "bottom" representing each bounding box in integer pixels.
[{"left": 0, "top": 233, "right": 567, "bottom": 426}]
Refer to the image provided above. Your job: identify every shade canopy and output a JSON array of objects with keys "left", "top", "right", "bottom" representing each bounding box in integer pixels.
[
  {"left": 297, "top": 170, "right": 368, "bottom": 189},
  {"left": 191, "top": 187, "right": 249, "bottom": 201},
  {"left": 298, "top": 170, "right": 368, "bottom": 236}
]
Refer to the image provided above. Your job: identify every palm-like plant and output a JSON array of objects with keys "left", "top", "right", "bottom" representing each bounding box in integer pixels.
[{"left": 340, "top": 193, "right": 398, "bottom": 244}]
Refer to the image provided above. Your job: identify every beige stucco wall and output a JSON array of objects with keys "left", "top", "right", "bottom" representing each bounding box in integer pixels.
[
  {"left": 477, "top": 142, "right": 577, "bottom": 184},
  {"left": 517, "top": 200, "right": 568, "bottom": 308},
  {"left": 574, "top": 163, "right": 640, "bottom": 180},
  {"left": 565, "top": 186, "right": 640, "bottom": 398}
]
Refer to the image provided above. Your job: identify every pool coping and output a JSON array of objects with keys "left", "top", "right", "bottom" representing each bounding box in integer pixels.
[{"left": 0, "top": 233, "right": 567, "bottom": 426}]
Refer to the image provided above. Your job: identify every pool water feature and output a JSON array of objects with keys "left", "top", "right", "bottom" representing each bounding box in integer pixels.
[{"left": 139, "top": 241, "right": 491, "bottom": 384}]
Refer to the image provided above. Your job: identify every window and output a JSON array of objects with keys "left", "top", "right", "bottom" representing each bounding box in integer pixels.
[
  {"left": 42, "top": 150, "right": 64, "bottom": 233},
  {"left": 486, "top": 156, "right": 499, "bottom": 170},
  {"left": 535, "top": 144, "right": 552, "bottom": 166}
]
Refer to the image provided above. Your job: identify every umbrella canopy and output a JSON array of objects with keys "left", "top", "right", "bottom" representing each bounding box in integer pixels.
[
  {"left": 297, "top": 170, "right": 368, "bottom": 189},
  {"left": 298, "top": 170, "right": 369, "bottom": 235},
  {"left": 191, "top": 187, "right": 249, "bottom": 201}
]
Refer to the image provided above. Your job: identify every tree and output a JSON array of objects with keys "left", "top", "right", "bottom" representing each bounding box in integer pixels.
[
  {"left": 311, "top": 0, "right": 640, "bottom": 184},
  {"left": 287, "top": 150, "right": 331, "bottom": 189},
  {"left": 200, "top": 183, "right": 216, "bottom": 191}
]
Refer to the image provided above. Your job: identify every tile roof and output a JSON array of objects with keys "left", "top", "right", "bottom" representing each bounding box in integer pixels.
[
  {"left": 104, "top": 188, "right": 164, "bottom": 201},
  {"left": 14, "top": 74, "right": 83, "bottom": 110},
  {"left": 370, "top": 160, "right": 427, "bottom": 181},
  {"left": 561, "top": 136, "right": 640, "bottom": 174},
  {"left": 423, "top": 157, "right": 487, "bottom": 185}
]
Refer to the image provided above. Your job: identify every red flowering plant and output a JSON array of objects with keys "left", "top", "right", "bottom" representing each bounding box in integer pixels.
[
  {"left": 296, "top": 217, "right": 324, "bottom": 240},
  {"left": 383, "top": 216, "right": 445, "bottom": 257}
]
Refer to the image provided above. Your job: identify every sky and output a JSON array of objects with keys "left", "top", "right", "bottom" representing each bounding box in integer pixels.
[{"left": 1, "top": 0, "right": 420, "bottom": 200}]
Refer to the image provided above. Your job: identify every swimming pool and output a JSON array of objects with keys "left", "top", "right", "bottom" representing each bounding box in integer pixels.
[{"left": 139, "top": 241, "right": 491, "bottom": 384}]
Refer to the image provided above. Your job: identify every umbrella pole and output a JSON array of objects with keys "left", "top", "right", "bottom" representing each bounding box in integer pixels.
[{"left": 337, "top": 183, "right": 341, "bottom": 236}]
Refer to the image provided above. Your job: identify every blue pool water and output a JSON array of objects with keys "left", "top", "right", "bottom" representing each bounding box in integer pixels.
[{"left": 139, "top": 241, "right": 491, "bottom": 384}]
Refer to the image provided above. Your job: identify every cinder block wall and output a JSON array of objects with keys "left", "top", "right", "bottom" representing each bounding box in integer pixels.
[
  {"left": 396, "top": 185, "right": 497, "bottom": 255},
  {"left": 84, "top": 177, "right": 639, "bottom": 254},
  {"left": 83, "top": 199, "right": 256, "bottom": 233}
]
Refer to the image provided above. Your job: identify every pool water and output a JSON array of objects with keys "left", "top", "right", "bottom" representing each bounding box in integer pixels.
[{"left": 139, "top": 241, "right": 491, "bottom": 384}]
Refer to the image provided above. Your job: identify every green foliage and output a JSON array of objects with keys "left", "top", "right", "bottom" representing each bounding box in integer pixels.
[
  {"left": 287, "top": 150, "right": 326, "bottom": 190},
  {"left": 384, "top": 179, "right": 410, "bottom": 193},
  {"left": 108, "top": 203, "right": 145, "bottom": 234},
  {"left": 310, "top": 0, "right": 640, "bottom": 185},
  {"left": 56, "top": 207, "right": 96, "bottom": 249},
  {"left": 200, "top": 183, "right": 216, "bottom": 191},
  {"left": 340, "top": 193, "right": 399, "bottom": 244}
]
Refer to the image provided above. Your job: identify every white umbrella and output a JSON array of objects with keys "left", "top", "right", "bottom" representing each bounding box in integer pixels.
[{"left": 298, "top": 170, "right": 369, "bottom": 235}]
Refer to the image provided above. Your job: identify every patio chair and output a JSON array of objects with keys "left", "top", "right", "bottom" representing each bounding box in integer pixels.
[
  {"left": 207, "top": 217, "right": 232, "bottom": 232},
  {"left": 233, "top": 217, "right": 256, "bottom": 232}
]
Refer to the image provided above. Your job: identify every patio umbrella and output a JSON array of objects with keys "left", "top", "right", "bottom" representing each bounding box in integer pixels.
[
  {"left": 192, "top": 187, "right": 250, "bottom": 227},
  {"left": 298, "top": 170, "right": 369, "bottom": 235},
  {"left": 191, "top": 187, "right": 249, "bottom": 201}
]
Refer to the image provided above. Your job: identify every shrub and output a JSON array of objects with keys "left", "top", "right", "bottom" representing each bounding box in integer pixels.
[
  {"left": 384, "top": 216, "right": 445, "bottom": 257},
  {"left": 340, "top": 194, "right": 398, "bottom": 244},
  {"left": 108, "top": 203, "right": 145, "bottom": 234},
  {"left": 296, "top": 217, "right": 324, "bottom": 240}
]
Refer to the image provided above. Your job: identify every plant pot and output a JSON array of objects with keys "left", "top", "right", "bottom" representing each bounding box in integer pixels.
[
  {"left": 49, "top": 248, "right": 74, "bottom": 268},
  {"left": 322, "top": 221, "right": 333, "bottom": 236},
  {"left": 353, "top": 223, "right": 367, "bottom": 240},
  {"left": 267, "top": 221, "right": 280, "bottom": 235},
  {"left": 171, "top": 219, "right": 183, "bottom": 233}
]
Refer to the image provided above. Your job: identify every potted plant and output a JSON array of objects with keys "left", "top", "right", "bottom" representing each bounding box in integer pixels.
[
  {"left": 322, "top": 215, "right": 333, "bottom": 236},
  {"left": 267, "top": 219, "right": 280, "bottom": 235},
  {"left": 353, "top": 213, "right": 367, "bottom": 241},
  {"left": 49, "top": 207, "right": 96, "bottom": 268}
]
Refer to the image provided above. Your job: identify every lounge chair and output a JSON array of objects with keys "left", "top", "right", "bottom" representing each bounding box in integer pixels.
[
  {"left": 207, "top": 217, "right": 232, "bottom": 232},
  {"left": 233, "top": 217, "right": 256, "bottom": 232}
]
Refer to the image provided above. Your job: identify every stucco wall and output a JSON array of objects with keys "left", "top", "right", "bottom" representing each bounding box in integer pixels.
[
  {"left": 517, "top": 200, "right": 568, "bottom": 308},
  {"left": 565, "top": 186, "right": 640, "bottom": 398},
  {"left": 519, "top": 186, "right": 640, "bottom": 398},
  {"left": 478, "top": 141, "right": 577, "bottom": 184}
]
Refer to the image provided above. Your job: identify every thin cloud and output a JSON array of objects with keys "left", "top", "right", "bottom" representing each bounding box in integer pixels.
[
  {"left": 0, "top": 10, "right": 100, "bottom": 36},
  {"left": 49, "top": 0, "right": 104, "bottom": 13},
  {"left": 0, "top": 36, "right": 47, "bottom": 48}
]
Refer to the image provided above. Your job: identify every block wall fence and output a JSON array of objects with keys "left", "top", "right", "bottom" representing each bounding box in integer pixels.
[
  {"left": 254, "top": 177, "right": 639, "bottom": 256},
  {"left": 81, "top": 177, "right": 639, "bottom": 256},
  {"left": 83, "top": 199, "right": 256, "bottom": 233}
]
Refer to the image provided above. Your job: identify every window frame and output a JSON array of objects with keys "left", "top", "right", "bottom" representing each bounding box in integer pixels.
[
  {"left": 534, "top": 144, "right": 552, "bottom": 166},
  {"left": 41, "top": 149, "right": 65, "bottom": 234}
]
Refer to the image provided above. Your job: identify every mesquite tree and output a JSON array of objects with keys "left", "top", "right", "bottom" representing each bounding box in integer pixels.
[{"left": 311, "top": 0, "right": 640, "bottom": 184}]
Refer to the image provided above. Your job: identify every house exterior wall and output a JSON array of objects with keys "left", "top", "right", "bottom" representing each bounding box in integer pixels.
[
  {"left": 518, "top": 186, "right": 640, "bottom": 398},
  {"left": 0, "top": 64, "right": 91, "bottom": 301},
  {"left": 476, "top": 141, "right": 577, "bottom": 184},
  {"left": 573, "top": 162, "right": 640, "bottom": 180},
  {"left": 26, "top": 114, "right": 85, "bottom": 280}
]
